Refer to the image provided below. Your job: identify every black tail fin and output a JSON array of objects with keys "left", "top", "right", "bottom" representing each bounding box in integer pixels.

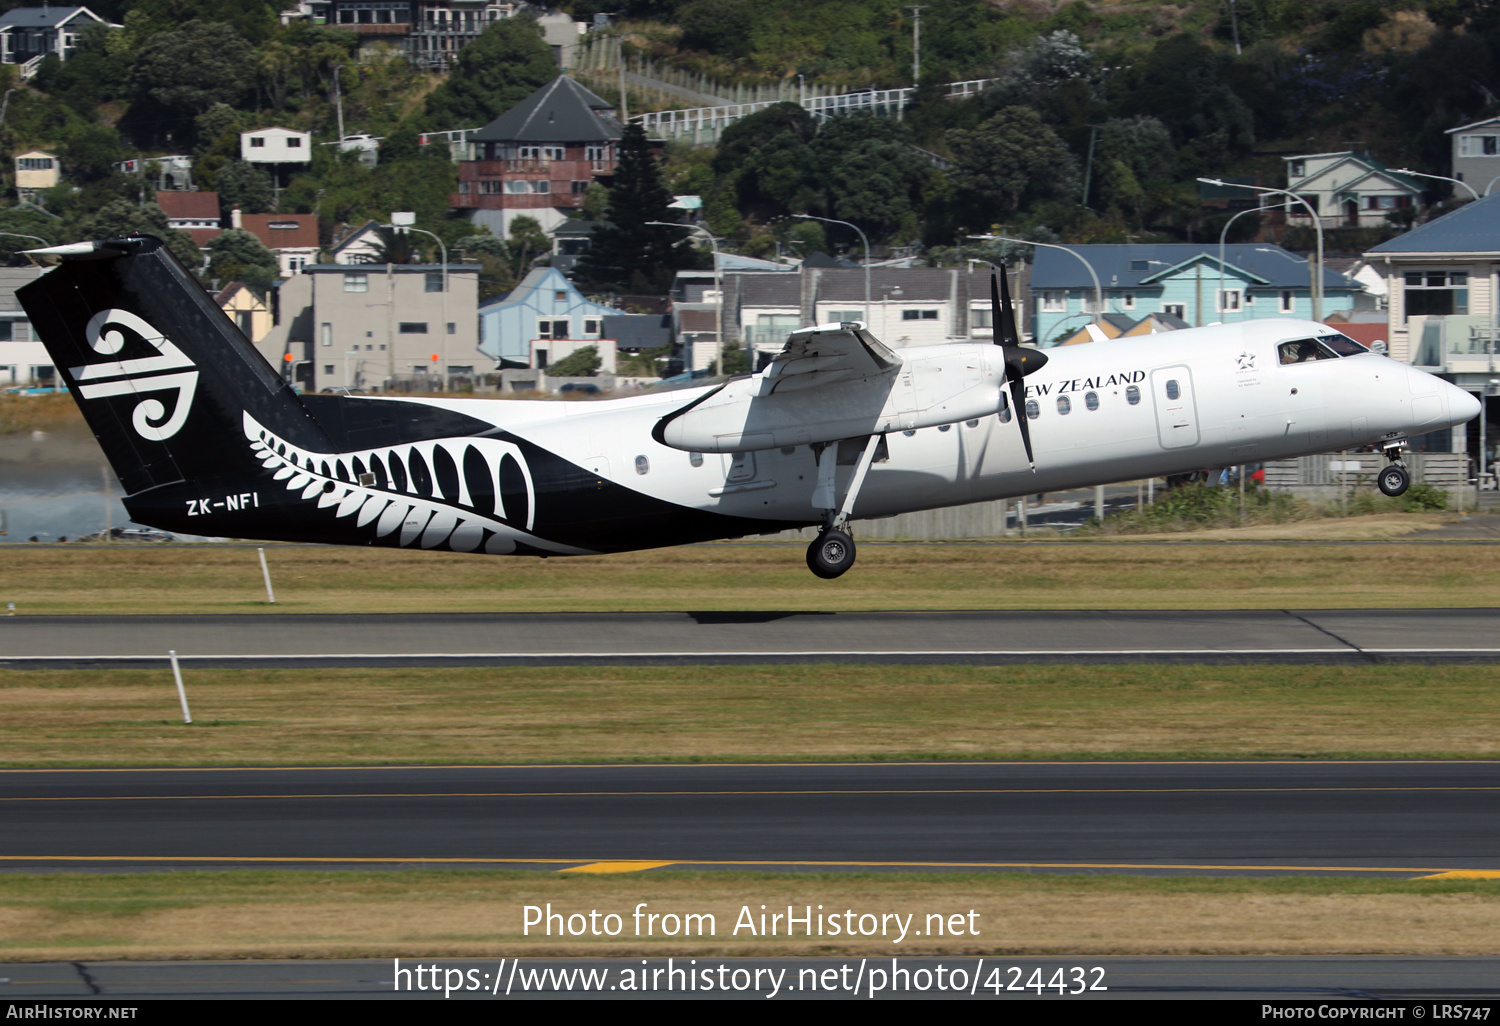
[{"left": 19, "top": 235, "right": 329, "bottom": 495}]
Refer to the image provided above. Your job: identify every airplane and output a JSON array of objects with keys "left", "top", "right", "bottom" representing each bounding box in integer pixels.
[{"left": 18, "top": 235, "right": 1481, "bottom": 579}]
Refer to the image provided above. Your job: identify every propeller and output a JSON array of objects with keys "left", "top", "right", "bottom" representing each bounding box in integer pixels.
[{"left": 991, "top": 268, "right": 1047, "bottom": 469}]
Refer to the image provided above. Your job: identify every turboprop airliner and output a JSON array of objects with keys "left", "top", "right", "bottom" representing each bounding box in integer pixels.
[{"left": 19, "top": 235, "right": 1480, "bottom": 578}]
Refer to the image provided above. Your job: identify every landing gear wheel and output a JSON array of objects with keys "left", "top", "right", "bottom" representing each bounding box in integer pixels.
[
  {"left": 1378, "top": 465, "right": 1410, "bottom": 497},
  {"left": 806, "top": 529, "right": 856, "bottom": 579}
]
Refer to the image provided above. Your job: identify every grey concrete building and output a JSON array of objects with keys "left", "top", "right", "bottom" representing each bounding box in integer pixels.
[{"left": 258, "top": 263, "right": 481, "bottom": 393}]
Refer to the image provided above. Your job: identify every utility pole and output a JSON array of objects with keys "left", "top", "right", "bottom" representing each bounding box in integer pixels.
[
  {"left": 332, "top": 65, "right": 345, "bottom": 143},
  {"left": 907, "top": 5, "right": 927, "bottom": 88}
]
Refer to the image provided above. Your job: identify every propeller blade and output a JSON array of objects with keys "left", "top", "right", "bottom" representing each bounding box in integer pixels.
[
  {"left": 997, "top": 266, "right": 1021, "bottom": 348},
  {"left": 1010, "top": 376, "right": 1034, "bottom": 469}
]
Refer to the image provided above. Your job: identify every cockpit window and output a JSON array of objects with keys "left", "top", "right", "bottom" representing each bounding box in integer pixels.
[
  {"left": 1317, "top": 332, "right": 1369, "bottom": 356},
  {"left": 1278, "top": 334, "right": 1369, "bottom": 364}
]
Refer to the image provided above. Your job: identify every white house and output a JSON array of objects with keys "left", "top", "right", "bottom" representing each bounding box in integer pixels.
[
  {"left": 1448, "top": 116, "right": 1500, "bottom": 195},
  {"left": 240, "top": 128, "right": 312, "bottom": 165},
  {"left": 1284, "top": 151, "right": 1421, "bottom": 227}
]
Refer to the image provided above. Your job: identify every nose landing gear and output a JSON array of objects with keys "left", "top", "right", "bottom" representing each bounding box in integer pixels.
[{"left": 1378, "top": 438, "right": 1410, "bottom": 497}]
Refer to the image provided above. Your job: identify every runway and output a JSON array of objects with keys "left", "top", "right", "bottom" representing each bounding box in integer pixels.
[
  {"left": 3, "top": 761, "right": 1498, "bottom": 875},
  {"left": 3, "top": 608, "right": 1499, "bottom": 667}
]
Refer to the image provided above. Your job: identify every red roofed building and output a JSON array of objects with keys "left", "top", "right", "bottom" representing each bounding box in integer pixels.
[
  {"left": 156, "top": 191, "right": 222, "bottom": 248},
  {"left": 232, "top": 208, "right": 320, "bottom": 276}
]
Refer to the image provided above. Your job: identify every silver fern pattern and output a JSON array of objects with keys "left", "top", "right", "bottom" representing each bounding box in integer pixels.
[{"left": 244, "top": 412, "right": 592, "bottom": 555}]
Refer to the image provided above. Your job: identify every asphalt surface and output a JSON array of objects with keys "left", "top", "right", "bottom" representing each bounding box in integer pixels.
[
  {"left": 3, "top": 761, "right": 1498, "bottom": 875},
  {"left": 2, "top": 608, "right": 1499, "bottom": 667},
  {"left": 6, "top": 956, "right": 1500, "bottom": 1000}
]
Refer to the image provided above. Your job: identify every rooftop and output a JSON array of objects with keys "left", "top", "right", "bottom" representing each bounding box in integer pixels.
[
  {"left": 1366, "top": 192, "right": 1500, "bottom": 255},
  {"left": 471, "top": 75, "right": 622, "bottom": 145}
]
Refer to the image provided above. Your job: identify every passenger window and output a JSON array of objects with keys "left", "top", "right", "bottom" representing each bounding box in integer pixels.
[
  {"left": 1057, "top": 396, "right": 1071, "bottom": 415},
  {"left": 689, "top": 452, "right": 703, "bottom": 467},
  {"left": 635, "top": 455, "right": 649, "bottom": 475},
  {"left": 1084, "top": 391, "right": 1099, "bottom": 411},
  {"left": 902, "top": 428, "right": 917, "bottom": 436},
  {"left": 965, "top": 419, "right": 979, "bottom": 428},
  {"left": 1025, "top": 399, "right": 1039, "bottom": 420},
  {"left": 997, "top": 406, "right": 1011, "bottom": 424},
  {"left": 1126, "top": 385, "right": 1140, "bottom": 405},
  {"left": 938, "top": 423, "right": 951, "bottom": 432},
  {"left": 1165, "top": 380, "right": 1180, "bottom": 400}
]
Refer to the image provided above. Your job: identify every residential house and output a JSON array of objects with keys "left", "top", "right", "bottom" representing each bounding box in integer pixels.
[
  {"left": 1365, "top": 191, "right": 1500, "bottom": 454},
  {"left": 1448, "top": 116, "right": 1500, "bottom": 195},
  {"left": 257, "top": 262, "right": 480, "bottom": 393},
  {"left": 551, "top": 219, "right": 603, "bottom": 275},
  {"left": 115, "top": 155, "right": 193, "bottom": 191},
  {"left": 0, "top": 266, "right": 47, "bottom": 385},
  {"left": 1283, "top": 151, "right": 1421, "bottom": 227},
  {"left": 305, "top": 1, "right": 516, "bottom": 68},
  {"left": 453, "top": 76, "right": 625, "bottom": 236},
  {"left": 234, "top": 210, "right": 320, "bottom": 277},
  {"left": 217, "top": 282, "right": 272, "bottom": 344},
  {"left": 478, "top": 266, "right": 618, "bottom": 367},
  {"left": 240, "top": 128, "right": 312, "bottom": 166},
  {"left": 13, "top": 150, "right": 57, "bottom": 200},
  {"left": 0, "top": 6, "right": 115, "bottom": 73},
  {"left": 328, "top": 221, "right": 384, "bottom": 265},
  {"left": 156, "top": 191, "right": 222, "bottom": 249},
  {"left": 1028, "top": 244, "right": 1362, "bottom": 345}
]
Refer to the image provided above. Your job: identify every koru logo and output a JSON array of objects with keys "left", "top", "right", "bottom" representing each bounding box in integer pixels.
[{"left": 70, "top": 309, "right": 199, "bottom": 441}]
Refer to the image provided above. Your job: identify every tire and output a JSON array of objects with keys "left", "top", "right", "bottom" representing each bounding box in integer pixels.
[
  {"left": 1378, "top": 465, "right": 1410, "bottom": 497},
  {"left": 806, "top": 529, "right": 856, "bottom": 579}
]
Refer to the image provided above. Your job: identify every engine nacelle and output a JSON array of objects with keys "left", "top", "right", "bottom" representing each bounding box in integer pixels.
[{"left": 656, "top": 343, "right": 1008, "bottom": 453}]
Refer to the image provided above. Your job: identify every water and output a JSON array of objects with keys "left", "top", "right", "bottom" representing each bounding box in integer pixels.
[{"left": 0, "top": 434, "right": 130, "bottom": 543}]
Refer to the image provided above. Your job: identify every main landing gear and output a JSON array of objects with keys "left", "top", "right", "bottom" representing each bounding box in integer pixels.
[
  {"left": 1378, "top": 438, "right": 1410, "bottom": 497},
  {"left": 805, "top": 434, "right": 883, "bottom": 579}
]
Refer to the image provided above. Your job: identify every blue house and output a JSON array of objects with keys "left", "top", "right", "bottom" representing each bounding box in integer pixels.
[
  {"left": 1029, "top": 244, "right": 1363, "bottom": 345},
  {"left": 478, "top": 267, "right": 620, "bottom": 368}
]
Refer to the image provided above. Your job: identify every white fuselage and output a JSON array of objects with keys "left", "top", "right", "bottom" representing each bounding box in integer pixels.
[{"left": 398, "top": 319, "right": 1478, "bottom": 539}]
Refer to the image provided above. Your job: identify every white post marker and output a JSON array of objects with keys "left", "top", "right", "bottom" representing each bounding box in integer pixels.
[
  {"left": 258, "top": 547, "right": 275, "bottom": 604},
  {"left": 169, "top": 650, "right": 192, "bottom": 724}
]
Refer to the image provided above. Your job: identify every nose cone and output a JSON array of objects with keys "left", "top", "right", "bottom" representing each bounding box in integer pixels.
[{"left": 1449, "top": 383, "right": 1482, "bottom": 425}]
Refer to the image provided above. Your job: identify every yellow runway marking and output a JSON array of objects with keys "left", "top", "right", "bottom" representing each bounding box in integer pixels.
[
  {"left": 559, "top": 861, "right": 678, "bottom": 874},
  {"left": 1414, "top": 870, "right": 1500, "bottom": 880},
  {"left": 4, "top": 786, "right": 1500, "bottom": 802},
  {"left": 0, "top": 854, "right": 1481, "bottom": 874}
]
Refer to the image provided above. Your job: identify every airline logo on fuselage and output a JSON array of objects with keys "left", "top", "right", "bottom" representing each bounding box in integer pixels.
[{"left": 69, "top": 308, "right": 199, "bottom": 441}]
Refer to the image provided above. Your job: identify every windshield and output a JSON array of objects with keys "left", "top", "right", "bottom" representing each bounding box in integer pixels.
[{"left": 1277, "top": 333, "right": 1369, "bottom": 365}]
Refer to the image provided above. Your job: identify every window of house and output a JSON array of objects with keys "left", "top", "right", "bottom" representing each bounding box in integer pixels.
[
  {"left": 532, "top": 180, "right": 550, "bottom": 194},
  {"left": 1041, "top": 291, "right": 1065, "bottom": 312},
  {"left": 17, "top": 158, "right": 52, "bottom": 171},
  {"left": 1217, "top": 289, "right": 1242, "bottom": 312},
  {"left": 250, "top": 137, "right": 266, "bottom": 147},
  {"left": 1163, "top": 303, "right": 1185, "bottom": 318},
  {"left": 320, "top": 322, "right": 332, "bottom": 347},
  {"left": 505, "top": 181, "right": 528, "bottom": 194},
  {"left": 541, "top": 146, "right": 564, "bottom": 161},
  {"left": 584, "top": 319, "right": 600, "bottom": 334},
  {"left": 286, "top": 137, "right": 302, "bottom": 148},
  {"left": 1279, "top": 290, "right": 1295, "bottom": 313},
  {"left": 425, "top": 272, "right": 444, "bottom": 293},
  {"left": 0, "top": 322, "right": 12, "bottom": 342},
  {"left": 1403, "top": 270, "right": 1469, "bottom": 319},
  {"left": 901, "top": 309, "right": 937, "bottom": 320},
  {"left": 479, "top": 181, "right": 502, "bottom": 194},
  {"left": 1289, "top": 160, "right": 1306, "bottom": 176},
  {"left": 324, "top": 364, "right": 334, "bottom": 375},
  {"left": 1459, "top": 135, "right": 1500, "bottom": 157},
  {"left": 828, "top": 310, "right": 862, "bottom": 323},
  {"left": 586, "top": 145, "right": 609, "bottom": 161},
  {"left": 970, "top": 307, "right": 992, "bottom": 328},
  {"left": 399, "top": 322, "right": 429, "bottom": 334},
  {"left": 343, "top": 274, "right": 368, "bottom": 293},
  {"left": 447, "top": 323, "right": 455, "bottom": 335},
  {"left": 1129, "top": 259, "right": 1149, "bottom": 271},
  {"left": 572, "top": 180, "right": 589, "bottom": 194}
]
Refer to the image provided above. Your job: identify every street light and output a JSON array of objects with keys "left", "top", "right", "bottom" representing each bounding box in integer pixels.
[
  {"left": 1392, "top": 168, "right": 1479, "bottom": 202},
  {"left": 1198, "top": 179, "right": 1324, "bottom": 322},
  {"left": 648, "top": 221, "right": 722, "bottom": 373},
  {"left": 970, "top": 233, "right": 1102, "bottom": 339},
  {"left": 793, "top": 214, "right": 870, "bottom": 325},
  {"left": 386, "top": 213, "right": 448, "bottom": 391},
  {"left": 1217, "top": 206, "right": 1261, "bottom": 323}
]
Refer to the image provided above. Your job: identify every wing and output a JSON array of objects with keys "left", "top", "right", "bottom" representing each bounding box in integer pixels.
[{"left": 755, "top": 322, "right": 901, "bottom": 396}]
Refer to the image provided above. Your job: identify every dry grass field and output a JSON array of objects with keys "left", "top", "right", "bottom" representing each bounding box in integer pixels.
[
  {"left": 3, "top": 663, "right": 1499, "bottom": 767},
  {"left": 3, "top": 871, "right": 1497, "bottom": 960},
  {"left": 0, "top": 534, "right": 1494, "bottom": 614}
]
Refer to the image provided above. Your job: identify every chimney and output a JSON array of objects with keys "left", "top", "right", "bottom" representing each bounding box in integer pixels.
[{"left": 231, "top": 207, "right": 242, "bottom": 229}]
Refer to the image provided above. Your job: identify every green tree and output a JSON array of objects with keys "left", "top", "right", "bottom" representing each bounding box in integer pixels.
[
  {"left": 713, "top": 102, "right": 818, "bottom": 220},
  {"left": 215, "top": 161, "right": 275, "bottom": 216},
  {"left": 811, "top": 113, "right": 932, "bottom": 242},
  {"left": 507, "top": 215, "right": 549, "bottom": 273},
  {"left": 59, "top": 125, "right": 124, "bottom": 183},
  {"left": 548, "top": 345, "right": 601, "bottom": 377},
  {"left": 576, "top": 123, "right": 697, "bottom": 294},
  {"left": 128, "top": 20, "right": 257, "bottom": 127},
  {"left": 421, "top": 17, "right": 559, "bottom": 130},
  {"left": 948, "top": 106, "right": 1077, "bottom": 222},
  {"left": 581, "top": 181, "right": 609, "bottom": 220},
  {"left": 0, "top": 207, "right": 61, "bottom": 266},
  {"left": 207, "top": 228, "right": 280, "bottom": 289}
]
